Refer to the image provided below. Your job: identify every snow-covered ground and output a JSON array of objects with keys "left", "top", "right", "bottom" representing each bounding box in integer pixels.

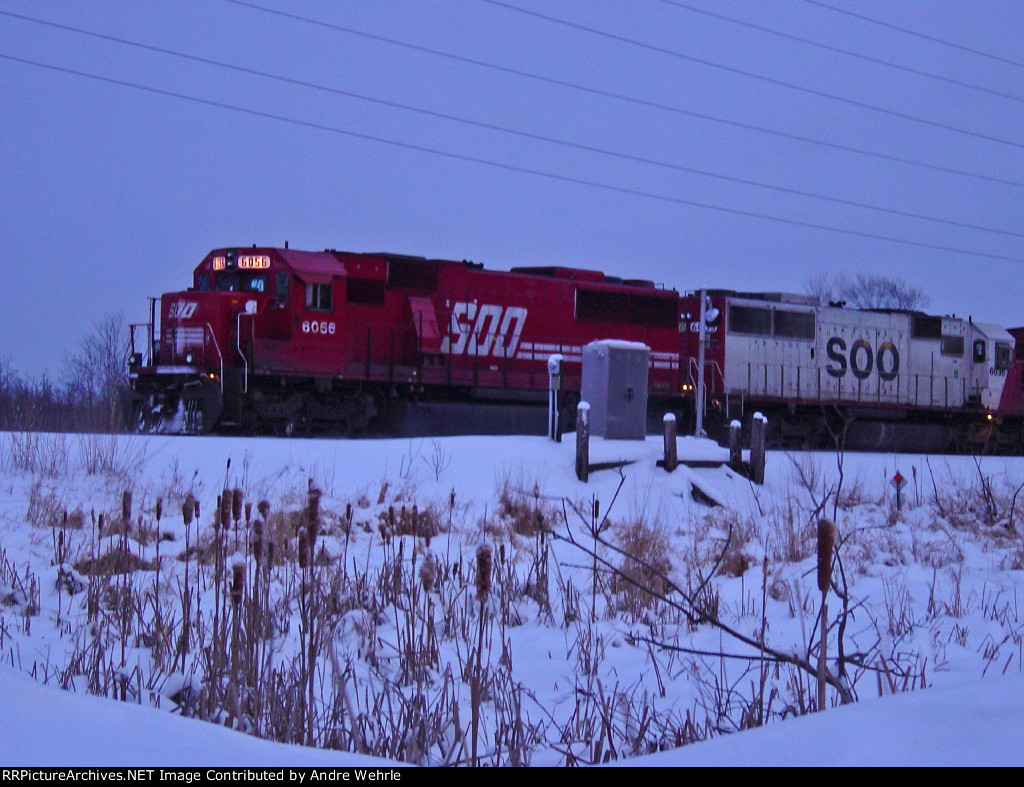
[{"left": 1, "top": 430, "right": 1023, "bottom": 766}]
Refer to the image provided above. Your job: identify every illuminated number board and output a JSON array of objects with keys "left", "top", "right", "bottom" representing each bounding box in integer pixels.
[{"left": 211, "top": 255, "right": 270, "bottom": 270}]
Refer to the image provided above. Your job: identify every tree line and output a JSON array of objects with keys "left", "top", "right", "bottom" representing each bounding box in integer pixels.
[{"left": 0, "top": 313, "right": 128, "bottom": 433}]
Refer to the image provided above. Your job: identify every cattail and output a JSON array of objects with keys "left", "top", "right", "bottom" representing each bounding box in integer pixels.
[
  {"left": 194, "top": 499, "right": 201, "bottom": 521},
  {"left": 244, "top": 501, "right": 252, "bottom": 524},
  {"left": 475, "top": 543, "right": 492, "bottom": 601},
  {"left": 499, "top": 543, "right": 506, "bottom": 565},
  {"left": 298, "top": 528, "right": 310, "bottom": 569},
  {"left": 220, "top": 490, "right": 232, "bottom": 530},
  {"left": 154, "top": 497, "right": 162, "bottom": 523},
  {"left": 121, "top": 490, "right": 132, "bottom": 523},
  {"left": 450, "top": 489, "right": 456, "bottom": 508},
  {"left": 231, "top": 561, "right": 245, "bottom": 606},
  {"left": 182, "top": 494, "right": 194, "bottom": 526},
  {"left": 231, "top": 488, "right": 243, "bottom": 523},
  {"left": 97, "top": 512, "right": 104, "bottom": 535},
  {"left": 252, "top": 519, "right": 264, "bottom": 566},
  {"left": 817, "top": 519, "right": 837, "bottom": 593},
  {"left": 419, "top": 551, "right": 437, "bottom": 593},
  {"left": 257, "top": 499, "right": 270, "bottom": 521},
  {"left": 307, "top": 488, "right": 321, "bottom": 543}
]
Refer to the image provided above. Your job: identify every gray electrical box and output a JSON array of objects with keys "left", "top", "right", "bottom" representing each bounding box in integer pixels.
[{"left": 580, "top": 340, "right": 650, "bottom": 440}]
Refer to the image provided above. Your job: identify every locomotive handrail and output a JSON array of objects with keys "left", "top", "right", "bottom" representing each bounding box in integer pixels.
[
  {"left": 236, "top": 305, "right": 258, "bottom": 394},
  {"left": 128, "top": 322, "right": 153, "bottom": 366},
  {"left": 687, "top": 357, "right": 725, "bottom": 394},
  {"left": 736, "top": 361, "right": 978, "bottom": 411},
  {"left": 204, "top": 322, "right": 224, "bottom": 391}
]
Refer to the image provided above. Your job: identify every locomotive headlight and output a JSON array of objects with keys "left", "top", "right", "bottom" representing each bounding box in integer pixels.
[{"left": 185, "top": 352, "right": 195, "bottom": 365}]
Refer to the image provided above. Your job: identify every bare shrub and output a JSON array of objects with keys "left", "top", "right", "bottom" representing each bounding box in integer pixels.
[
  {"left": 7, "top": 432, "right": 69, "bottom": 477},
  {"left": 495, "top": 475, "right": 550, "bottom": 537},
  {"left": 610, "top": 517, "right": 673, "bottom": 612},
  {"left": 74, "top": 546, "right": 155, "bottom": 575}
]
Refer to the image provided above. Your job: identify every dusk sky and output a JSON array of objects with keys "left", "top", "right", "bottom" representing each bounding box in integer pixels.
[{"left": 2, "top": 1, "right": 1021, "bottom": 379}]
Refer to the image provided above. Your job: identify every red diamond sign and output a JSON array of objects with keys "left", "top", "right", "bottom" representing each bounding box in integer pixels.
[{"left": 891, "top": 471, "right": 907, "bottom": 490}]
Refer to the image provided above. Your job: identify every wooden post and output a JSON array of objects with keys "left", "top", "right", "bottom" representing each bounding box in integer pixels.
[
  {"left": 729, "top": 419, "right": 742, "bottom": 470},
  {"left": 576, "top": 401, "right": 590, "bottom": 482},
  {"left": 547, "top": 354, "right": 563, "bottom": 442},
  {"left": 750, "top": 412, "right": 767, "bottom": 484},
  {"left": 663, "top": 413, "right": 678, "bottom": 472},
  {"left": 817, "top": 519, "right": 837, "bottom": 712}
]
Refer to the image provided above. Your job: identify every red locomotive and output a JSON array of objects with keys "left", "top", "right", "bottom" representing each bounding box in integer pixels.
[
  {"left": 126, "top": 246, "right": 686, "bottom": 435},
  {"left": 127, "top": 244, "right": 1022, "bottom": 452}
]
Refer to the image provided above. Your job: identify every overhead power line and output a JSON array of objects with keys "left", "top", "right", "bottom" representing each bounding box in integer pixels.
[
  {"left": 479, "top": 0, "right": 1024, "bottom": 151},
  {"left": 213, "top": 0, "right": 1024, "bottom": 191},
  {"left": 801, "top": 0, "right": 1024, "bottom": 71},
  {"left": 2, "top": 52, "right": 1022, "bottom": 266},
  {"left": 653, "top": 0, "right": 1024, "bottom": 104},
  {"left": 3, "top": 9, "right": 1020, "bottom": 240}
]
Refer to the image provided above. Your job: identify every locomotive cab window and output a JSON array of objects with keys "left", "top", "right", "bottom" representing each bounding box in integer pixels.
[
  {"left": 274, "top": 271, "right": 290, "bottom": 299},
  {"left": 995, "top": 342, "right": 1013, "bottom": 370},
  {"left": 941, "top": 335, "right": 964, "bottom": 357},
  {"left": 216, "top": 273, "right": 240, "bottom": 292},
  {"left": 195, "top": 273, "right": 211, "bottom": 291},
  {"left": 306, "top": 282, "right": 333, "bottom": 311},
  {"left": 243, "top": 274, "right": 268, "bottom": 294},
  {"left": 973, "top": 340, "right": 986, "bottom": 364}
]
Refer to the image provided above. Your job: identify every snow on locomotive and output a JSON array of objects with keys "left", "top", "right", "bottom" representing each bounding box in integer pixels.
[
  {"left": 125, "top": 246, "right": 685, "bottom": 435},
  {"left": 680, "top": 290, "right": 1018, "bottom": 451}
]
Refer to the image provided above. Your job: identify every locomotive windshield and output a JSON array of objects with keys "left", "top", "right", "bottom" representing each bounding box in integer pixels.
[
  {"left": 996, "top": 342, "right": 1013, "bottom": 370},
  {"left": 215, "top": 272, "right": 269, "bottom": 293}
]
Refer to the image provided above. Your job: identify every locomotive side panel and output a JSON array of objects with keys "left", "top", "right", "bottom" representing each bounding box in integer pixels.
[
  {"left": 905, "top": 316, "right": 971, "bottom": 409},
  {"left": 815, "top": 308, "right": 908, "bottom": 407},
  {"left": 425, "top": 265, "right": 683, "bottom": 399}
]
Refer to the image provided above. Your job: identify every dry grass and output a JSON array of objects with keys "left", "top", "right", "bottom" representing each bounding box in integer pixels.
[{"left": 7, "top": 441, "right": 1019, "bottom": 766}]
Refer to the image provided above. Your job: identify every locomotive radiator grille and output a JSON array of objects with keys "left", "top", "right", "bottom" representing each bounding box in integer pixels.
[{"left": 173, "top": 327, "right": 206, "bottom": 355}]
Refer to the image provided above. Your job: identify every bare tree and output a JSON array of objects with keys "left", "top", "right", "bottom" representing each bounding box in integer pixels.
[
  {"left": 62, "top": 312, "right": 129, "bottom": 431},
  {"left": 806, "top": 272, "right": 928, "bottom": 311}
]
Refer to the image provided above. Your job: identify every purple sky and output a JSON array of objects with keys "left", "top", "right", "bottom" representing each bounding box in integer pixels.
[{"left": 2, "top": 0, "right": 1021, "bottom": 378}]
